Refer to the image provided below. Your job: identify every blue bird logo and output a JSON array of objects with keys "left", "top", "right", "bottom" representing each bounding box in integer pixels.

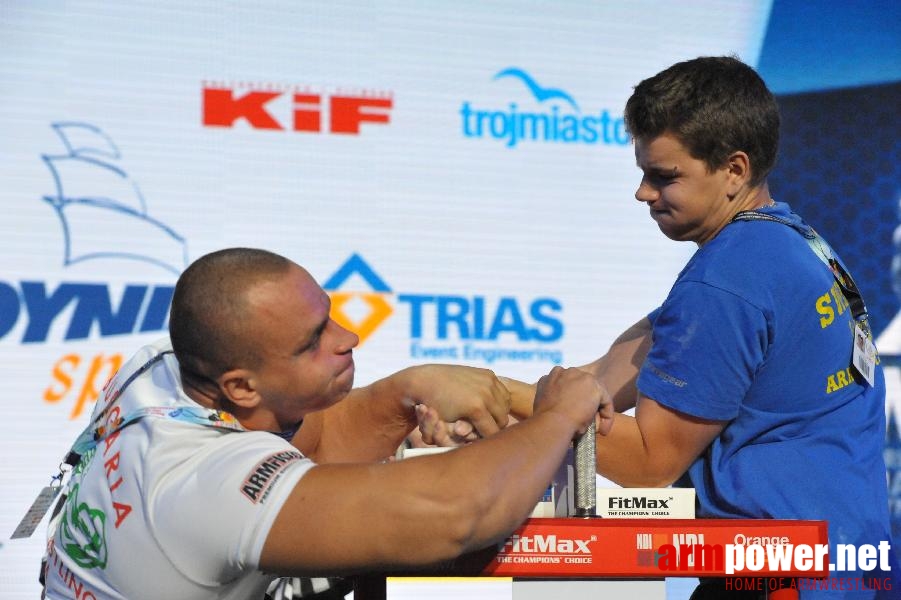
[{"left": 493, "top": 68, "right": 580, "bottom": 112}]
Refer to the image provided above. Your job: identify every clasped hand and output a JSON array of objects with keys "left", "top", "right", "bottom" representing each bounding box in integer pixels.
[{"left": 396, "top": 364, "right": 510, "bottom": 446}]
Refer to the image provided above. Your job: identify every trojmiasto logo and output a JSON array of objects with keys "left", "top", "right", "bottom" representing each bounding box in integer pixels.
[
  {"left": 3, "top": 122, "right": 188, "bottom": 420},
  {"left": 322, "top": 254, "right": 565, "bottom": 364},
  {"left": 202, "top": 80, "right": 392, "bottom": 135},
  {"left": 460, "top": 67, "right": 630, "bottom": 148}
]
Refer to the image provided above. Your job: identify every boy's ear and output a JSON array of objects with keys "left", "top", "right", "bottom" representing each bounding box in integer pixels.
[{"left": 725, "top": 150, "right": 753, "bottom": 197}]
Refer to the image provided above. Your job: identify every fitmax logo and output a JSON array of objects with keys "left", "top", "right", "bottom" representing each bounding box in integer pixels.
[
  {"left": 609, "top": 496, "right": 671, "bottom": 509},
  {"left": 501, "top": 533, "right": 595, "bottom": 554},
  {"left": 203, "top": 82, "right": 392, "bottom": 134},
  {"left": 460, "top": 67, "right": 629, "bottom": 148},
  {"left": 321, "top": 254, "right": 564, "bottom": 364}
]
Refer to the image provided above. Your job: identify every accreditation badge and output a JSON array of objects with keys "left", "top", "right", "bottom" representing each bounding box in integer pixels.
[{"left": 852, "top": 322, "right": 877, "bottom": 387}]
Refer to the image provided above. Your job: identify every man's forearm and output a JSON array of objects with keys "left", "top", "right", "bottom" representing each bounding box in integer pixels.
[
  {"left": 293, "top": 375, "right": 415, "bottom": 463},
  {"left": 262, "top": 367, "right": 603, "bottom": 574}
]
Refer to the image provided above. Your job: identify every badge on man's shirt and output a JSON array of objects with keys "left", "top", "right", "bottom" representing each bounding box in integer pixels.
[{"left": 10, "top": 485, "right": 63, "bottom": 538}]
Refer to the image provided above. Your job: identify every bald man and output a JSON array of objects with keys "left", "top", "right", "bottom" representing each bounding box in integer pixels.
[{"left": 41, "top": 247, "right": 610, "bottom": 600}]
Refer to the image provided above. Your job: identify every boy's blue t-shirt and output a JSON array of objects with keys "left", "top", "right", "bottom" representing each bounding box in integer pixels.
[{"left": 637, "top": 202, "right": 893, "bottom": 594}]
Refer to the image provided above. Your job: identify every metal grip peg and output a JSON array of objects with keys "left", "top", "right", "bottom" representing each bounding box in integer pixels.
[{"left": 573, "top": 420, "right": 597, "bottom": 517}]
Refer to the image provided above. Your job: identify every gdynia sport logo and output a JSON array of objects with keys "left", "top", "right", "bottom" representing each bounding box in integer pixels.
[
  {"left": 322, "top": 254, "right": 565, "bottom": 365},
  {"left": 460, "top": 67, "right": 630, "bottom": 148},
  {"left": 1, "top": 122, "right": 186, "bottom": 420}
]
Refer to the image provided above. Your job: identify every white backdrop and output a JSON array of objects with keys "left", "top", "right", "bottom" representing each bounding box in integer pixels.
[{"left": 0, "top": 2, "right": 773, "bottom": 597}]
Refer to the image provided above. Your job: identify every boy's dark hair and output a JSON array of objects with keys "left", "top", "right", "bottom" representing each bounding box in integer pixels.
[{"left": 624, "top": 56, "right": 780, "bottom": 186}]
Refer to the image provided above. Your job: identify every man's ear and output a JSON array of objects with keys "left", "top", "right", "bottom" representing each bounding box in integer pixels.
[
  {"left": 217, "top": 369, "right": 262, "bottom": 409},
  {"left": 725, "top": 151, "right": 753, "bottom": 197}
]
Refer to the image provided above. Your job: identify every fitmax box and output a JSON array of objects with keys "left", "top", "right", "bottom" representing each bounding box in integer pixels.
[
  {"left": 596, "top": 487, "right": 695, "bottom": 519},
  {"left": 399, "top": 446, "right": 695, "bottom": 519},
  {"left": 397, "top": 446, "right": 568, "bottom": 518}
]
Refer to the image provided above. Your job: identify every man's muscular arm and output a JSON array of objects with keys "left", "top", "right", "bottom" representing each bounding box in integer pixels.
[
  {"left": 294, "top": 364, "right": 510, "bottom": 463},
  {"left": 261, "top": 366, "right": 603, "bottom": 575}
]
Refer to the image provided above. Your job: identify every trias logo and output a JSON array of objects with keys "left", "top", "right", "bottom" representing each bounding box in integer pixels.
[
  {"left": 322, "top": 254, "right": 393, "bottom": 345},
  {"left": 321, "top": 253, "right": 565, "bottom": 365},
  {"left": 202, "top": 81, "right": 392, "bottom": 134}
]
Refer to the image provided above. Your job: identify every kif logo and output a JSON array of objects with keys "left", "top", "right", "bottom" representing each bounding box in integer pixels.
[
  {"left": 460, "top": 67, "right": 630, "bottom": 148},
  {"left": 202, "top": 81, "right": 392, "bottom": 134},
  {"left": 322, "top": 254, "right": 565, "bottom": 365}
]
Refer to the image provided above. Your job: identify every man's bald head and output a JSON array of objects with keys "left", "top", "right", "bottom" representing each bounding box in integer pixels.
[{"left": 169, "top": 248, "right": 294, "bottom": 380}]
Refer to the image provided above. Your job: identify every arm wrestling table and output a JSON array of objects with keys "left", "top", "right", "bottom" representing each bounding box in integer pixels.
[
  {"left": 352, "top": 517, "right": 828, "bottom": 599},
  {"left": 357, "top": 424, "right": 829, "bottom": 600}
]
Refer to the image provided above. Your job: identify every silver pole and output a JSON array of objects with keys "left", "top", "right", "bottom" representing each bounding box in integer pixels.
[{"left": 573, "top": 420, "right": 597, "bottom": 517}]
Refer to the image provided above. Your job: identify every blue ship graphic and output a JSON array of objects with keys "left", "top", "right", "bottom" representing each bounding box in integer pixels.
[
  {"left": 41, "top": 122, "right": 188, "bottom": 275},
  {"left": 493, "top": 67, "right": 580, "bottom": 112}
]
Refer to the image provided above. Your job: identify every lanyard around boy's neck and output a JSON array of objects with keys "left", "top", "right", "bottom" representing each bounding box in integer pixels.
[{"left": 730, "top": 209, "right": 871, "bottom": 336}]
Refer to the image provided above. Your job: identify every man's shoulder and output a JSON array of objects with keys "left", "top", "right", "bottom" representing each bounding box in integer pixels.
[
  {"left": 144, "top": 419, "right": 296, "bottom": 460},
  {"left": 137, "top": 423, "right": 311, "bottom": 518}
]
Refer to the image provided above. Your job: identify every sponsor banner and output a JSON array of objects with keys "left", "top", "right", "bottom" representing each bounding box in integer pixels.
[
  {"left": 597, "top": 487, "right": 695, "bottom": 519},
  {"left": 460, "top": 67, "right": 629, "bottom": 149},
  {"left": 322, "top": 253, "right": 565, "bottom": 366},
  {"left": 202, "top": 81, "right": 393, "bottom": 135},
  {"left": 478, "top": 518, "right": 828, "bottom": 578},
  {"left": 0, "top": 2, "right": 774, "bottom": 598}
]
